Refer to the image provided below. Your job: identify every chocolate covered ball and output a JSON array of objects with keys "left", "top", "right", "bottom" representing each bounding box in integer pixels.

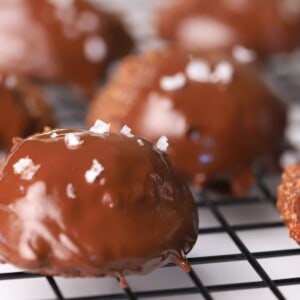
[
  {"left": 0, "top": 73, "right": 54, "bottom": 151},
  {"left": 0, "top": 124, "right": 198, "bottom": 279},
  {"left": 156, "top": 0, "right": 300, "bottom": 57},
  {"left": 87, "top": 47, "right": 287, "bottom": 195},
  {"left": 0, "top": 0, "right": 133, "bottom": 92}
]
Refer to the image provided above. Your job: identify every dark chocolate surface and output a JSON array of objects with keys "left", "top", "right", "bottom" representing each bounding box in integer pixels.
[{"left": 0, "top": 128, "right": 198, "bottom": 277}]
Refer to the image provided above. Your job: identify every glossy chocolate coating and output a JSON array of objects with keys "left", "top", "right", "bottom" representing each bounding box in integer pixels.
[
  {"left": 277, "top": 164, "right": 300, "bottom": 243},
  {"left": 156, "top": 0, "right": 300, "bottom": 56},
  {"left": 87, "top": 48, "right": 287, "bottom": 195},
  {"left": 0, "top": 0, "right": 133, "bottom": 93},
  {"left": 0, "top": 74, "right": 54, "bottom": 151},
  {"left": 0, "top": 129, "right": 198, "bottom": 277}
]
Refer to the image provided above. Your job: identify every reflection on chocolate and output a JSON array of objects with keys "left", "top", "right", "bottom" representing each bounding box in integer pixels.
[
  {"left": 0, "top": 0, "right": 133, "bottom": 93},
  {"left": 278, "top": 164, "right": 300, "bottom": 243},
  {"left": 0, "top": 127, "right": 198, "bottom": 279},
  {"left": 87, "top": 47, "right": 287, "bottom": 195},
  {"left": 0, "top": 73, "right": 54, "bottom": 151},
  {"left": 156, "top": 0, "right": 300, "bottom": 56}
]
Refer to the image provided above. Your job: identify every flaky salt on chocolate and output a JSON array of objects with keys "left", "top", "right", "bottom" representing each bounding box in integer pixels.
[
  {"left": 64, "top": 133, "right": 84, "bottom": 149},
  {"left": 156, "top": 136, "right": 169, "bottom": 152},
  {"left": 185, "top": 59, "right": 234, "bottom": 84},
  {"left": 120, "top": 125, "right": 134, "bottom": 138},
  {"left": 160, "top": 73, "right": 187, "bottom": 91},
  {"left": 90, "top": 119, "right": 110, "bottom": 135},
  {"left": 85, "top": 159, "right": 104, "bottom": 184},
  {"left": 0, "top": 127, "right": 198, "bottom": 285},
  {"left": 13, "top": 157, "right": 40, "bottom": 181},
  {"left": 232, "top": 45, "right": 257, "bottom": 64},
  {"left": 186, "top": 59, "right": 211, "bottom": 82}
]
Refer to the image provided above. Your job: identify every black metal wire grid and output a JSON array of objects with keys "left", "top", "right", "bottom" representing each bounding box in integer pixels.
[{"left": 1, "top": 172, "right": 300, "bottom": 300}]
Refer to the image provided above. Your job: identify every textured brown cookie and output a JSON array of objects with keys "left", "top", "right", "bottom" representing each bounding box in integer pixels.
[{"left": 278, "top": 164, "right": 300, "bottom": 243}]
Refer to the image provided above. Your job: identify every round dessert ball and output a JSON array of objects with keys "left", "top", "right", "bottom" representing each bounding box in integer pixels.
[
  {"left": 278, "top": 164, "right": 300, "bottom": 243},
  {"left": 156, "top": 0, "right": 300, "bottom": 57},
  {"left": 0, "top": 0, "right": 133, "bottom": 93},
  {"left": 0, "top": 123, "right": 198, "bottom": 277},
  {"left": 87, "top": 47, "right": 287, "bottom": 195},
  {"left": 0, "top": 73, "right": 55, "bottom": 151}
]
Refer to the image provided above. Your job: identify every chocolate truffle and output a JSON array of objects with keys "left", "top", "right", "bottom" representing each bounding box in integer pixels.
[
  {"left": 278, "top": 164, "right": 300, "bottom": 243},
  {"left": 0, "top": 0, "right": 133, "bottom": 93},
  {"left": 156, "top": 0, "right": 300, "bottom": 57},
  {"left": 0, "top": 73, "right": 54, "bottom": 151},
  {"left": 0, "top": 123, "right": 198, "bottom": 279},
  {"left": 87, "top": 48, "right": 287, "bottom": 195}
]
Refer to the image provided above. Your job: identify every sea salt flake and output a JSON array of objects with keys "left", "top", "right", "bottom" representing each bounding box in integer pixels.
[
  {"left": 211, "top": 61, "right": 234, "bottom": 84},
  {"left": 232, "top": 45, "right": 256, "bottom": 63},
  {"left": 120, "top": 125, "right": 134, "bottom": 138},
  {"left": 50, "top": 132, "right": 58, "bottom": 139},
  {"left": 85, "top": 159, "right": 104, "bottom": 184},
  {"left": 186, "top": 59, "right": 211, "bottom": 82},
  {"left": 156, "top": 136, "right": 169, "bottom": 152},
  {"left": 84, "top": 36, "right": 107, "bottom": 63},
  {"left": 160, "top": 73, "right": 187, "bottom": 91},
  {"left": 137, "top": 139, "right": 144, "bottom": 146},
  {"left": 64, "top": 133, "right": 84, "bottom": 149},
  {"left": 90, "top": 119, "right": 110, "bottom": 135},
  {"left": 13, "top": 157, "right": 40, "bottom": 181},
  {"left": 66, "top": 183, "right": 76, "bottom": 199}
]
